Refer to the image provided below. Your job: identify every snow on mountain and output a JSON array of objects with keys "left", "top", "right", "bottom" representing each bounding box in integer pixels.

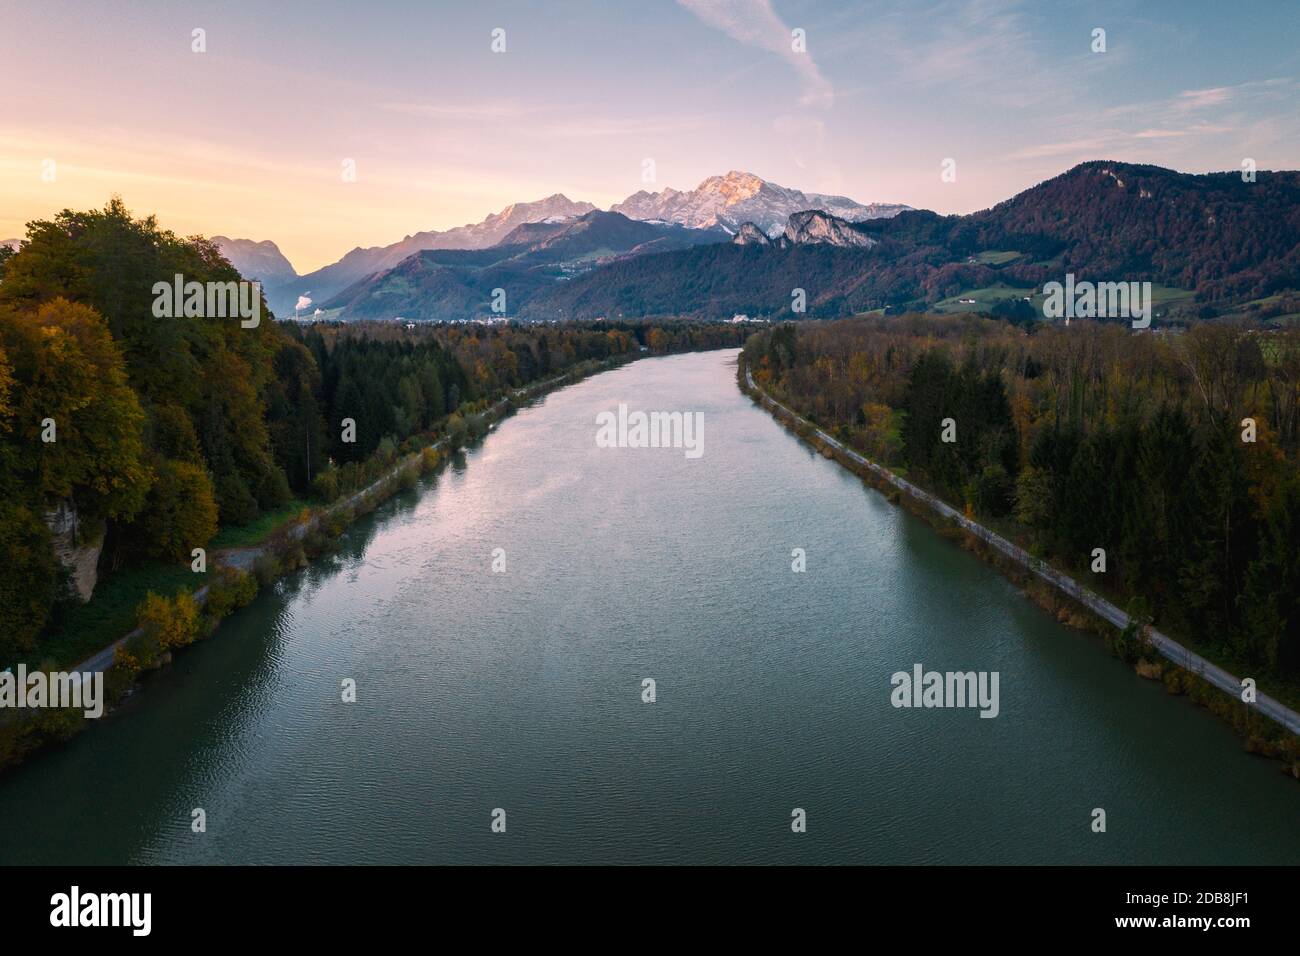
[
  {"left": 611, "top": 170, "right": 909, "bottom": 234},
  {"left": 224, "top": 178, "right": 907, "bottom": 315}
]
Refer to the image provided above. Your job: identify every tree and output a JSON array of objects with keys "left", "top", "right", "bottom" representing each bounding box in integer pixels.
[
  {"left": 0, "top": 340, "right": 12, "bottom": 421},
  {"left": 265, "top": 338, "right": 327, "bottom": 491},
  {"left": 1241, "top": 478, "right": 1300, "bottom": 671},
  {"left": 0, "top": 502, "right": 58, "bottom": 656},
  {"left": 1178, "top": 425, "right": 1255, "bottom": 644},
  {"left": 125, "top": 458, "right": 219, "bottom": 562},
  {"left": 136, "top": 590, "right": 200, "bottom": 651},
  {"left": 0, "top": 298, "right": 149, "bottom": 522}
]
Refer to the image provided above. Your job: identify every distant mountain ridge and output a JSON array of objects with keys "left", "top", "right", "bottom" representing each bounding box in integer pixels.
[
  {"left": 318, "top": 210, "right": 726, "bottom": 321},
  {"left": 520, "top": 161, "right": 1300, "bottom": 321},
  {"left": 463, "top": 196, "right": 597, "bottom": 244},
  {"left": 216, "top": 173, "right": 905, "bottom": 315},
  {"left": 220, "top": 162, "right": 1295, "bottom": 326},
  {"left": 211, "top": 237, "right": 298, "bottom": 288},
  {"left": 612, "top": 170, "right": 909, "bottom": 234},
  {"left": 253, "top": 194, "right": 596, "bottom": 314}
]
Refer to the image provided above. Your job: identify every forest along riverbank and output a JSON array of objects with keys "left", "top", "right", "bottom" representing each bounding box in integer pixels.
[
  {"left": 1, "top": 348, "right": 1298, "bottom": 865},
  {"left": 71, "top": 363, "right": 605, "bottom": 676},
  {"left": 740, "top": 355, "right": 1300, "bottom": 754},
  {"left": 0, "top": 354, "right": 642, "bottom": 777}
]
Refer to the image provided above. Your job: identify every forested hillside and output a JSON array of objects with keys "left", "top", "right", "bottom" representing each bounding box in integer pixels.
[
  {"left": 959, "top": 162, "right": 1300, "bottom": 301},
  {"left": 526, "top": 162, "right": 1300, "bottom": 321},
  {"left": 745, "top": 316, "right": 1300, "bottom": 680},
  {"left": 0, "top": 200, "right": 746, "bottom": 662}
]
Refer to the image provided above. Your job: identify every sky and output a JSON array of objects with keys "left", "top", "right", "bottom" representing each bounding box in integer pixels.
[{"left": 2, "top": 0, "right": 1298, "bottom": 272}]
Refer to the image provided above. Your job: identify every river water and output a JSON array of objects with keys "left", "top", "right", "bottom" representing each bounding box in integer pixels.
[{"left": 2, "top": 348, "right": 1297, "bottom": 864}]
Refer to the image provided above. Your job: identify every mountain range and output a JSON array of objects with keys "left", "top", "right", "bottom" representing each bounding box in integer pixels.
[
  {"left": 214, "top": 161, "right": 1300, "bottom": 325},
  {"left": 518, "top": 161, "right": 1300, "bottom": 321},
  {"left": 214, "top": 172, "right": 909, "bottom": 315},
  {"left": 318, "top": 210, "right": 726, "bottom": 322},
  {"left": 217, "top": 194, "right": 596, "bottom": 315}
]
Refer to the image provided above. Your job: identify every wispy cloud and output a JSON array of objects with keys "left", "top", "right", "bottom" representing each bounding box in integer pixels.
[
  {"left": 1006, "top": 119, "right": 1246, "bottom": 161},
  {"left": 537, "top": 115, "right": 717, "bottom": 138},
  {"left": 676, "top": 0, "right": 834, "bottom": 107},
  {"left": 1062, "top": 78, "right": 1299, "bottom": 163},
  {"left": 865, "top": 0, "right": 1079, "bottom": 109},
  {"left": 1107, "top": 78, "right": 1296, "bottom": 123},
  {"left": 1006, "top": 138, "right": 1115, "bottom": 161},
  {"left": 379, "top": 101, "right": 528, "bottom": 121},
  {"left": 1175, "top": 86, "right": 1233, "bottom": 112},
  {"left": 380, "top": 100, "right": 713, "bottom": 139}
]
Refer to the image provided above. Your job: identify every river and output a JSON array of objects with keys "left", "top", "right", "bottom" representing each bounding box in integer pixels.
[{"left": 2, "top": 348, "right": 1297, "bottom": 864}]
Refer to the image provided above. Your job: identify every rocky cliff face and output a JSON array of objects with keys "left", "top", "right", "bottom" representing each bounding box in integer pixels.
[
  {"left": 44, "top": 499, "right": 105, "bottom": 603},
  {"left": 783, "top": 210, "right": 879, "bottom": 247},
  {"left": 732, "top": 222, "right": 773, "bottom": 246},
  {"left": 211, "top": 237, "right": 299, "bottom": 287}
]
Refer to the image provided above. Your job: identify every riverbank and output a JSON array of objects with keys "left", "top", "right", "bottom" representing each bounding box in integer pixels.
[
  {"left": 0, "top": 354, "right": 635, "bottom": 774},
  {"left": 738, "top": 352, "right": 1300, "bottom": 778}
]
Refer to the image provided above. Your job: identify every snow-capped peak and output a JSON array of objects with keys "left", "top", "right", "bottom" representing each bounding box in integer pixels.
[{"left": 610, "top": 172, "right": 909, "bottom": 234}]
